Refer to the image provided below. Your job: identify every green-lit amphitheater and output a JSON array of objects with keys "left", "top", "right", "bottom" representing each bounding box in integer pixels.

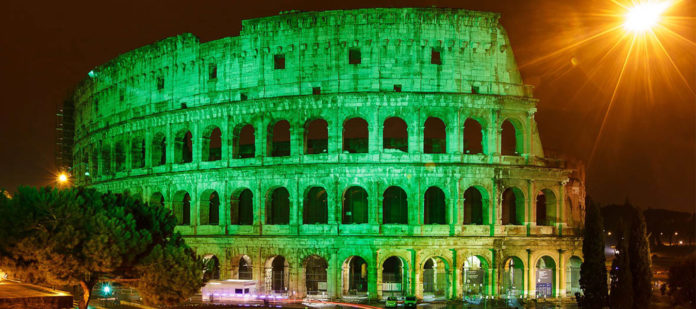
[{"left": 69, "top": 7, "right": 585, "bottom": 301}]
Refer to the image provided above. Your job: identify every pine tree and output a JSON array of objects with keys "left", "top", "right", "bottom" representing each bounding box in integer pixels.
[
  {"left": 628, "top": 205, "right": 652, "bottom": 308},
  {"left": 579, "top": 197, "right": 608, "bottom": 308},
  {"left": 610, "top": 223, "right": 633, "bottom": 309},
  {"left": 0, "top": 187, "right": 205, "bottom": 309}
]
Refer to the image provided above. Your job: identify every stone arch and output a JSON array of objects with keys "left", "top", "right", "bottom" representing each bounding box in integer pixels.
[
  {"left": 343, "top": 117, "right": 368, "bottom": 153},
  {"left": 200, "top": 189, "right": 220, "bottom": 225},
  {"left": 463, "top": 118, "right": 484, "bottom": 154},
  {"left": 114, "top": 140, "right": 126, "bottom": 172},
  {"left": 536, "top": 189, "right": 557, "bottom": 226},
  {"left": 535, "top": 255, "right": 557, "bottom": 298},
  {"left": 175, "top": 129, "right": 193, "bottom": 163},
  {"left": 381, "top": 256, "right": 409, "bottom": 297},
  {"left": 172, "top": 190, "right": 191, "bottom": 225},
  {"left": 501, "top": 118, "right": 524, "bottom": 156},
  {"left": 230, "top": 254, "right": 253, "bottom": 280},
  {"left": 151, "top": 132, "right": 166, "bottom": 166},
  {"left": 233, "top": 123, "right": 255, "bottom": 159},
  {"left": 130, "top": 136, "right": 145, "bottom": 168},
  {"left": 462, "top": 255, "right": 490, "bottom": 297},
  {"left": 421, "top": 256, "right": 451, "bottom": 299},
  {"left": 424, "top": 186, "right": 446, "bottom": 224},
  {"left": 383, "top": 186, "right": 408, "bottom": 224},
  {"left": 423, "top": 117, "right": 446, "bottom": 154},
  {"left": 230, "top": 188, "right": 253, "bottom": 225},
  {"left": 100, "top": 143, "right": 111, "bottom": 175},
  {"left": 303, "top": 186, "right": 328, "bottom": 224},
  {"left": 502, "top": 187, "right": 525, "bottom": 225},
  {"left": 268, "top": 120, "right": 291, "bottom": 157},
  {"left": 266, "top": 187, "right": 290, "bottom": 225},
  {"left": 90, "top": 147, "right": 99, "bottom": 176},
  {"left": 265, "top": 255, "right": 289, "bottom": 294},
  {"left": 383, "top": 117, "right": 408, "bottom": 152},
  {"left": 304, "top": 118, "right": 328, "bottom": 154},
  {"left": 464, "top": 186, "right": 489, "bottom": 225},
  {"left": 303, "top": 255, "right": 328, "bottom": 295},
  {"left": 203, "top": 254, "right": 221, "bottom": 280},
  {"left": 343, "top": 186, "right": 368, "bottom": 224},
  {"left": 202, "top": 126, "right": 222, "bottom": 162},
  {"left": 502, "top": 256, "right": 525, "bottom": 298},
  {"left": 342, "top": 255, "right": 369, "bottom": 296},
  {"left": 149, "top": 192, "right": 165, "bottom": 208},
  {"left": 566, "top": 256, "right": 582, "bottom": 297}
]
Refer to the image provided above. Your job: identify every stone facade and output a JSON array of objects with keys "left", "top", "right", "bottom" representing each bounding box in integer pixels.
[{"left": 70, "top": 8, "right": 585, "bottom": 300}]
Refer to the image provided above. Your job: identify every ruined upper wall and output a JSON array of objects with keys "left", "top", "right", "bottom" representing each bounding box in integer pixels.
[{"left": 72, "top": 8, "right": 532, "bottom": 134}]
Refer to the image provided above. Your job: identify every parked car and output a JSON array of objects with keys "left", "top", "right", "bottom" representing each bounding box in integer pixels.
[
  {"left": 385, "top": 296, "right": 398, "bottom": 308},
  {"left": 404, "top": 296, "right": 417, "bottom": 308}
]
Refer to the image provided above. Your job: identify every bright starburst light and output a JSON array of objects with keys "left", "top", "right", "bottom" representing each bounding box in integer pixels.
[
  {"left": 520, "top": 0, "right": 695, "bottom": 168},
  {"left": 623, "top": 1, "right": 671, "bottom": 32}
]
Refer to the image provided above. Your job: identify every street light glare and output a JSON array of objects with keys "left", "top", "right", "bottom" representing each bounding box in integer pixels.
[
  {"left": 57, "top": 173, "right": 68, "bottom": 183},
  {"left": 623, "top": 1, "right": 670, "bottom": 32}
]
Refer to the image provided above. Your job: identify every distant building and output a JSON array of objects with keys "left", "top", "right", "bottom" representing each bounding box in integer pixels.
[{"left": 69, "top": 8, "right": 585, "bottom": 300}]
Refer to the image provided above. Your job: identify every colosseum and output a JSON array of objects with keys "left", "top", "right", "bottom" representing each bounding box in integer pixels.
[{"left": 68, "top": 7, "right": 586, "bottom": 302}]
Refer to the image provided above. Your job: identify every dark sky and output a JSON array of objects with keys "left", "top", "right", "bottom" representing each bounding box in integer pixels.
[{"left": 1, "top": 0, "right": 694, "bottom": 212}]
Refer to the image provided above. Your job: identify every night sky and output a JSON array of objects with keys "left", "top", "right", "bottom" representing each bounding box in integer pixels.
[{"left": 1, "top": 0, "right": 694, "bottom": 212}]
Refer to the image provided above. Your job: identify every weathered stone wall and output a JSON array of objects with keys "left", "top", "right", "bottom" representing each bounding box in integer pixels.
[{"left": 70, "top": 7, "right": 585, "bottom": 301}]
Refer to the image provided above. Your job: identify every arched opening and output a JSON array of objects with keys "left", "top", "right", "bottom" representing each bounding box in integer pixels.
[
  {"left": 266, "top": 188, "right": 290, "bottom": 225},
  {"left": 536, "top": 256, "right": 556, "bottom": 298},
  {"left": 343, "top": 186, "right": 368, "bottom": 224},
  {"left": 502, "top": 188, "right": 525, "bottom": 225},
  {"left": 343, "top": 118, "right": 368, "bottom": 153},
  {"left": 173, "top": 191, "right": 191, "bottom": 225},
  {"left": 422, "top": 257, "right": 450, "bottom": 300},
  {"left": 383, "top": 117, "right": 408, "bottom": 152},
  {"left": 566, "top": 256, "right": 582, "bottom": 297},
  {"left": 268, "top": 120, "right": 290, "bottom": 157},
  {"left": 114, "top": 141, "right": 126, "bottom": 172},
  {"left": 464, "top": 118, "right": 483, "bottom": 154},
  {"left": 423, "top": 117, "right": 446, "bottom": 154},
  {"left": 131, "top": 137, "right": 145, "bottom": 168},
  {"left": 90, "top": 148, "right": 99, "bottom": 176},
  {"left": 463, "top": 256, "right": 489, "bottom": 298},
  {"left": 203, "top": 255, "right": 221, "bottom": 280},
  {"left": 152, "top": 132, "right": 166, "bottom": 166},
  {"left": 503, "top": 257, "right": 524, "bottom": 298},
  {"left": 238, "top": 255, "right": 253, "bottom": 280},
  {"left": 382, "top": 256, "right": 407, "bottom": 297},
  {"left": 231, "top": 189, "right": 253, "bottom": 225},
  {"left": 303, "top": 187, "right": 328, "bottom": 224},
  {"left": 501, "top": 120, "right": 522, "bottom": 156},
  {"left": 175, "top": 130, "right": 193, "bottom": 163},
  {"left": 305, "top": 119, "right": 328, "bottom": 154},
  {"left": 203, "top": 127, "right": 222, "bottom": 162},
  {"left": 536, "top": 189, "right": 557, "bottom": 226},
  {"left": 265, "top": 256, "right": 289, "bottom": 294},
  {"left": 149, "top": 192, "right": 164, "bottom": 208},
  {"left": 305, "top": 255, "right": 328, "bottom": 295},
  {"left": 200, "top": 190, "right": 220, "bottom": 226},
  {"left": 100, "top": 143, "right": 111, "bottom": 175},
  {"left": 383, "top": 186, "right": 408, "bottom": 224},
  {"left": 342, "top": 256, "right": 368, "bottom": 296},
  {"left": 424, "top": 186, "right": 446, "bottom": 224},
  {"left": 464, "top": 187, "right": 487, "bottom": 225},
  {"left": 233, "top": 124, "right": 255, "bottom": 159}
]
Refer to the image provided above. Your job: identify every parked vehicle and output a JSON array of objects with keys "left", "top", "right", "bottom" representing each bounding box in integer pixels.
[{"left": 385, "top": 296, "right": 398, "bottom": 308}]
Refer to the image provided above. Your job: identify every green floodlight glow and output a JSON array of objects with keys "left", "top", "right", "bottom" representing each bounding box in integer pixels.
[
  {"left": 88, "top": 70, "right": 96, "bottom": 78},
  {"left": 102, "top": 283, "right": 112, "bottom": 296}
]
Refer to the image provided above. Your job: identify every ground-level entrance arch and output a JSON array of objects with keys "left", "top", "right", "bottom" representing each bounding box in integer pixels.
[
  {"left": 342, "top": 256, "right": 368, "bottom": 296},
  {"left": 422, "top": 257, "right": 450, "bottom": 300}
]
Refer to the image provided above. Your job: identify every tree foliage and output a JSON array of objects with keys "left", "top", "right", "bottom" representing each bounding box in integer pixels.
[
  {"left": 579, "top": 197, "right": 608, "bottom": 308},
  {"left": 0, "top": 187, "right": 205, "bottom": 309},
  {"left": 628, "top": 205, "right": 652, "bottom": 308}
]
